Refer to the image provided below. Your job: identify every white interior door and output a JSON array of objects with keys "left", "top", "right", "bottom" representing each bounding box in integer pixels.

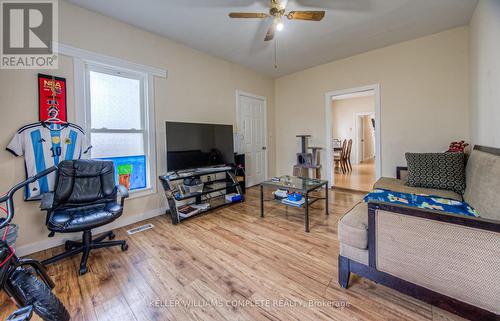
[
  {"left": 237, "top": 93, "right": 267, "bottom": 187},
  {"left": 359, "top": 115, "right": 369, "bottom": 163},
  {"left": 357, "top": 115, "right": 364, "bottom": 164}
]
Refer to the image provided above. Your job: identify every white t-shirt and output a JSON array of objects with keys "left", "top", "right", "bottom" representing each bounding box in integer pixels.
[{"left": 7, "top": 122, "right": 90, "bottom": 200}]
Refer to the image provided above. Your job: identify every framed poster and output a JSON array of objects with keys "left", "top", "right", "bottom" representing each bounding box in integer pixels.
[{"left": 38, "top": 74, "right": 67, "bottom": 123}]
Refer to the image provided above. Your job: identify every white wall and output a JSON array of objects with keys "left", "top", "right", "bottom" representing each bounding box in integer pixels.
[
  {"left": 0, "top": 1, "right": 275, "bottom": 254},
  {"left": 470, "top": 0, "right": 500, "bottom": 148},
  {"left": 332, "top": 96, "right": 374, "bottom": 141},
  {"left": 275, "top": 27, "right": 470, "bottom": 178},
  {"left": 331, "top": 96, "right": 375, "bottom": 164}
]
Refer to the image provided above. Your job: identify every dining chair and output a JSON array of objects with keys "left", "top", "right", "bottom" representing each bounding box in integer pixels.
[
  {"left": 346, "top": 139, "right": 353, "bottom": 172},
  {"left": 334, "top": 139, "right": 346, "bottom": 173}
]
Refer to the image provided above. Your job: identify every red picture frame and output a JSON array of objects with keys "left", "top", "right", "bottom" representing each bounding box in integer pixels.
[{"left": 38, "top": 74, "right": 67, "bottom": 123}]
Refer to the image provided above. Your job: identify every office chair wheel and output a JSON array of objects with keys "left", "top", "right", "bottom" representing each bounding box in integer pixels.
[
  {"left": 121, "top": 243, "right": 128, "bottom": 251},
  {"left": 109, "top": 232, "right": 115, "bottom": 240},
  {"left": 64, "top": 240, "right": 78, "bottom": 251},
  {"left": 79, "top": 266, "right": 87, "bottom": 275}
]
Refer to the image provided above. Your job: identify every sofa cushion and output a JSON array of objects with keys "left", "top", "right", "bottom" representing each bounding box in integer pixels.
[
  {"left": 405, "top": 152, "right": 466, "bottom": 194},
  {"left": 464, "top": 149, "right": 500, "bottom": 220},
  {"left": 338, "top": 202, "right": 368, "bottom": 250},
  {"left": 340, "top": 243, "right": 368, "bottom": 265},
  {"left": 374, "top": 177, "right": 463, "bottom": 201}
]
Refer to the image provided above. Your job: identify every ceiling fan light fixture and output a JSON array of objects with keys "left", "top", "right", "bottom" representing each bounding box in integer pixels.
[{"left": 229, "top": 0, "right": 325, "bottom": 43}]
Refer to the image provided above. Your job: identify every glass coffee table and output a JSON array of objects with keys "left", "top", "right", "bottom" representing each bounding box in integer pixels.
[{"left": 260, "top": 176, "right": 329, "bottom": 232}]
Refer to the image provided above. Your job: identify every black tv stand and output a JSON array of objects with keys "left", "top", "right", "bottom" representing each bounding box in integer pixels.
[{"left": 159, "top": 166, "right": 244, "bottom": 224}]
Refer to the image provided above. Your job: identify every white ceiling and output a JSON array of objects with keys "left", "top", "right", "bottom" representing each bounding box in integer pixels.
[{"left": 67, "top": 0, "right": 478, "bottom": 77}]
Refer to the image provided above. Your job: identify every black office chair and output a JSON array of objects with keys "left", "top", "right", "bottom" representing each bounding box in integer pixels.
[{"left": 41, "top": 159, "right": 129, "bottom": 275}]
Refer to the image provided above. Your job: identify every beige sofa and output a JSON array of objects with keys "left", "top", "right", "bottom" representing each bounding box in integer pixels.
[{"left": 337, "top": 146, "right": 500, "bottom": 321}]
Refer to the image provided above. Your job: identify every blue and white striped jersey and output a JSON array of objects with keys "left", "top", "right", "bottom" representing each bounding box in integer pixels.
[{"left": 7, "top": 122, "right": 90, "bottom": 200}]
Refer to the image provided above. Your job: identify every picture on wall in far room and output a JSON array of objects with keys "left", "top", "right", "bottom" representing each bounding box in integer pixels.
[{"left": 38, "top": 74, "right": 67, "bottom": 124}]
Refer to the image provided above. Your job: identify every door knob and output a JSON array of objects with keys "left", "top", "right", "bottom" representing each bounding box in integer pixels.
[{"left": 262, "top": 146, "right": 267, "bottom": 150}]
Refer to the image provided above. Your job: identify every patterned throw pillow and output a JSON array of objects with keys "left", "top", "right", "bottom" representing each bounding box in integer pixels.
[{"left": 405, "top": 152, "right": 466, "bottom": 194}]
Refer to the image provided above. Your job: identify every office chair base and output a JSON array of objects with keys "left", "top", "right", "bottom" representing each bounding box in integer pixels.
[{"left": 42, "top": 230, "right": 127, "bottom": 275}]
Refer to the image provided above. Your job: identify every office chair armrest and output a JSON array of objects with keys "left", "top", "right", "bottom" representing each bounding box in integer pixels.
[
  {"left": 116, "top": 185, "right": 129, "bottom": 207},
  {"left": 40, "top": 192, "right": 54, "bottom": 211}
]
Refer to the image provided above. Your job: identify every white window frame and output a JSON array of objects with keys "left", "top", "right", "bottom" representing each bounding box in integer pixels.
[
  {"left": 85, "top": 64, "right": 153, "bottom": 196},
  {"left": 64, "top": 44, "right": 167, "bottom": 199}
]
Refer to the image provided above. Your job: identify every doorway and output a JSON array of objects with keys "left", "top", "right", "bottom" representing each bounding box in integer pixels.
[
  {"left": 355, "top": 112, "right": 376, "bottom": 165},
  {"left": 324, "top": 85, "right": 381, "bottom": 191},
  {"left": 236, "top": 90, "right": 268, "bottom": 187}
]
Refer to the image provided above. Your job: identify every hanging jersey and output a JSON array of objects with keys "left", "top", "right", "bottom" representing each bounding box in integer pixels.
[{"left": 7, "top": 122, "right": 90, "bottom": 200}]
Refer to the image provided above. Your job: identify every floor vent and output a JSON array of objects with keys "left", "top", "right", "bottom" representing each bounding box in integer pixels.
[{"left": 127, "top": 223, "right": 154, "bottom": 235}]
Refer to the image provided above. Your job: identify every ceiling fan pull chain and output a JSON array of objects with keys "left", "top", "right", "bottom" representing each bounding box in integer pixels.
[{"left": 274, "top": 37, "right": 278, "bottom": 69}]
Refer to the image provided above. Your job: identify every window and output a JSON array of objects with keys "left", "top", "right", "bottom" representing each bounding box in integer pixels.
[
  {"left": 65, "top": 44, "right": 165, "bottom": 198},
  {"left": 84, "top": 64, "right": 155, "bottom": 195}
]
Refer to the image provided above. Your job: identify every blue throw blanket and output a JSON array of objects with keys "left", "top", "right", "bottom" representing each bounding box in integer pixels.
[{"left": 363, "top": 189, "right": 478, "bottom": 217}]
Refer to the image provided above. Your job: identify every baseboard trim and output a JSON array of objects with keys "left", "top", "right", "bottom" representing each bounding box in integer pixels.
[{"left": 15, "top": 208, "right": 165, "bottom": 257}]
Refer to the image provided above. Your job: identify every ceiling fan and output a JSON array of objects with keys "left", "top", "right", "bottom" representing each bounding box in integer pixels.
[{"left": 229, "top": 0, "right": 325, "bottom": 41}]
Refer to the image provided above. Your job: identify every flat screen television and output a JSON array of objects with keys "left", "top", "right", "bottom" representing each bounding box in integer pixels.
[{"left": 166, "top": 122, "right": 234, "bottom": 172}]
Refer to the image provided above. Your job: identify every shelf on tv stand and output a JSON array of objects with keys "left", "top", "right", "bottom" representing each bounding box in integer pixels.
[
  {"left": 173, "top": 182, "right": 239, "bottom": 201},
  {"left": 177, "top": 194, "right": 235, "bottom": 221},
  {"left": 160, "top": 166, "right": 233, "bottom": 182},
  {"left": 159, "top": 166, "right": 244, "bottom": 224}
]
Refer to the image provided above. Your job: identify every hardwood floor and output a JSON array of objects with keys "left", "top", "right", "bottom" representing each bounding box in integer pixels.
[
  {"left": 0, "top": 187, "right": 465, "bottom": 321},
  {"left": 333, "top": 158, "right": 376, "bottom": 192}
]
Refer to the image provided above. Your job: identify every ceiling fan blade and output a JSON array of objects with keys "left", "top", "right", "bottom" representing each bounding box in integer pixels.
[
  {"left": 287, "top": 11, "right": 325, "bottom": 21},
  {"left": 229, "top": 12, "right": 269, "bottom": 18},
  {"left": 264, "top": 19, "right": 277, "bottom": 41},
  {"left": 249, "top": 16, "right": 273, "bottom": 52}
]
